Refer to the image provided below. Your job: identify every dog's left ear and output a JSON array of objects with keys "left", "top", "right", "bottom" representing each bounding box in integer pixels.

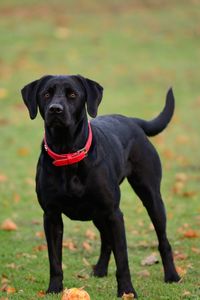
[
  {"left": 76, "top": 75, "right": 103, "bottom": 118},
  {"left": 21, "top": 75, "right": 52, "bottom": 119}
]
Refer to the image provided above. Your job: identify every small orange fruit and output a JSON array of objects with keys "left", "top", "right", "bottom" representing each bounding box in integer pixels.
[{"left": 61, "top": 287, "right": 90, "bottom": 300}]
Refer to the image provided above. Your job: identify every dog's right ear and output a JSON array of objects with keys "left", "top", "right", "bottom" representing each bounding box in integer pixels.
[{"left": 21, "top": 76, "right": 52, "bottom": 119}]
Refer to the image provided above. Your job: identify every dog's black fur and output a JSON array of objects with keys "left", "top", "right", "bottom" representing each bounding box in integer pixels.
[{"left": 21, "top": 75, "right": 180, "bottom": 298}]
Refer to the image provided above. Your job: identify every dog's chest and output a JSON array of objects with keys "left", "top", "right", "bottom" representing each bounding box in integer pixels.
[
  {"left": 57, "top": 167, "right": 86, "bottom": 198},
  {"left": 59, "top": 172, "right": 96, "bottom": 220}
]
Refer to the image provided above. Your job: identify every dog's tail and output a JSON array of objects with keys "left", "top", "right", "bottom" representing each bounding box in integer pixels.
[{"left": 133, "top": 88, "right": 175, "bottom": 137}]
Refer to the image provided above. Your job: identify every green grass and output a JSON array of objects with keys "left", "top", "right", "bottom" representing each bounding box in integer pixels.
[{"left": 0, "top": 0, "right": 200, "bottom": 299}]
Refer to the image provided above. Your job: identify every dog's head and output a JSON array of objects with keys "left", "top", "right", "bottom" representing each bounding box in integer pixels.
[{"left": 21, "top": 75, "right": 103, "bottom": 127}]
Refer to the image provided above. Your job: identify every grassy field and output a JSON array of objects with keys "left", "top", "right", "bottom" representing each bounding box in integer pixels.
[{"left": 0, "top": 0, "right": 200, "bottom": 299}]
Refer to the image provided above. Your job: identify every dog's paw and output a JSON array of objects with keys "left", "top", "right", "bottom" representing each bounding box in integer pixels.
[
  {"left": 117, "top": 288, "right": 138, "bottom": 298},
  {"left": 92, "top": 265, "right": 108, "bottom": 277},
  {"left": 165, "top": 272, "right": 181, "bottom": 283},
  {"left": 46, "top": 278, "right": 63, "bottom": 294}
]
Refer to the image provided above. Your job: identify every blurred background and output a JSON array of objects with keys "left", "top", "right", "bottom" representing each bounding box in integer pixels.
[{"left": 0, "top": 0, "right": 199, "bottom": 299}]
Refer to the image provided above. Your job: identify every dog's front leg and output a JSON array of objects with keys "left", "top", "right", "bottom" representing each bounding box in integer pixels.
[
  {"left": 107, "top": 209, "right": 138, "bottom": 298},
  {"left": 43, "top": 212, "right": 63, "bottom": 294}
]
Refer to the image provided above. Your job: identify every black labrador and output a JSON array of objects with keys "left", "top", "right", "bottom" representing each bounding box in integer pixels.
[{"left": 21, "top": 75, "right": 180, "bottom": 298}]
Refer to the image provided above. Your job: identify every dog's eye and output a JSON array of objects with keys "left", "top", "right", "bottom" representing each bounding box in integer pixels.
[
  {"left": 44, "top": 92, "right": 50, "bottom": 99},
  {"left": 68, "top": 92, "right": 76, "bottom": 99}
]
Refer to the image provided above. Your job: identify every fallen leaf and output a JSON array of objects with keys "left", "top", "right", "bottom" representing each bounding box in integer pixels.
[
  {"left": 182, "top": 290, "right": 191, "bottom": 297},
  {"left": 6, "top": 286, "right": 16, "bottom": 294},
  {"left": 182, "top": 191, "right": 197, "bottom": 198},
  {"left": 82, "top": 241, "right": 92, "bottom": 252},
  {"left": 0, "top": 283, "right": 8, "bottom": 292},
  {"left": 17, "top": 147, "right": 30, "bottom": 157},
  {"left": 174, "top": 251, "right": 188, "bottom": 261},
  {"left": 6, "top": 263, "right": 18, "bottom": 269},
  {"left": 63, "top": 240, "right": 77, "bottom": 251},
  {"left": 137, "top": 220, "right": 144, "bottom": 227},
  {"left": 0, "top": 174, "right": 8, "bottom": 183},
  {"left": 175, "top": 173, "right": 188, "bottom": 182},
  {"left": 0, "top": 118, "right": 10, "bottom": 126},
  {"left": 33, "top": 244, "right": 47, "bottom": 252},
  {"left": 1, "top": 275, "right": 9, "bottom": 285},
  {"left": 0, "top": 88, "right": 7, "bottom": 99},
  {"left": 82, "top": 258, "right": 90, "bottom": 266},
  {"left": 55, "top": 27, "right": 70, "bottom": 39},
  {"left": 162, "top": 149, "right": 175, "bottom": 159},
  {"left": 191, "top": 247, "right": 200, "bottom": 254},
  {"left": 16, "top": 252, "right": 37, "bottom": 259},
  {"left": 13, "top": 193, "right": 20, "bottom": 203},
  {"left": 32, "top": 220, "right": 41, "bottom": 225},
  {"left": 176, "top": 135, "right": 190, "bottom": 144},
  {"left": 25, "top": 178, "right": 35, "bottom": 186},
  {"left": 176, "top": 155, "right": 189, "bottom": 166},
  {"left": 141, "top": 253, "right": 159, "bottom": 266},
  {"left": 35, "top": 231, "right": 45, "bottom": 239},
  {"left": 176, "top": 266, "right": 187, "bottom": 276},
  {"left": 85, "top": 229, "right": 96, "bottom": 240},
  {"left": 1, "top": 219, "right": 18, "bottom": 231},
  {"left": 148, "top": 223, "right": 154, "bottom": 231},
  {"left": 37, "top": 290, "right": 46, "bottom": 297},
  {"left": 172, "top": 181, "right": 184, "bottom": 195},
  {"left": 76, "top": 273, "right": 89, "bottom": 280},
  {"left": 137, "top": 270, "right": 150, "bottom": 277},
  {"left": 122, "top": 293, "right": 135, "bottom": 299},
  {"left": 183, "top": 229, "right": 199, "bottom": 238}
]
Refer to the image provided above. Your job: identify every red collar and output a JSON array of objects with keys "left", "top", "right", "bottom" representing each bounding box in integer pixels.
[{"left": 44, "top": 122, "right": 92, "bottom": 167}]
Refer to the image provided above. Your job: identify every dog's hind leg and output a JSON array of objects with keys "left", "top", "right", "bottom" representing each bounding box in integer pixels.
[
  {"left": 127, "top": 152, "right": 180, "bottom": 283},
  {"left": 92, "top": 219, "right": 112, "bottom": 277}
]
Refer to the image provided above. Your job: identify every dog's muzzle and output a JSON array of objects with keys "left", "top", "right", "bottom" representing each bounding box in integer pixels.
[{"left": 48, "top": 104, "right": 64, "bottom": 115}]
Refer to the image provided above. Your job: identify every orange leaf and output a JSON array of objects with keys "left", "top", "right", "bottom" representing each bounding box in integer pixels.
[
  {"left": 85, "top": 229, "right": 96, "bottom": 240},
  {"left": 162, "top": 149, "right": 175, "bottom": 159},
  {"left": 182, "top": 191, "right": 197, "bottom": 198},
  {"left": 13, "top": 193, "right": 20, "bottom": 203},
  {"left": 37, "top": 290, "right": 46, "bottom": 297},
  {"left": 172, "top": 182, "right": 184, "bottom": 195},
  {"left": 174, "top": 251, "right": 188, "bottom": 261},
  {"left": 35, "top": 231, "right": 45, "bottom": 239},
  {"left": 0, "top": 88, "right": 7, "bottom": 99},
  {"left": 176, "top": 266, "right": 187, "bottom": 276},
  {"left": 176, "top": 135, "right": 189, "bottom": 144},
  {"left": 55, "top": 27, "right": 70, "bottom": 39},
  {"left": 191, "top": 247, "right": 200, "bottom": 254},
  {"left": 0, "top": 174, "right": 8, "bottom": 183},
  {"left": 175, "top": 173, "right": 188, "bottom": 182},
  {"left": 34, "top": 244, "right": 47, "bottom": 251},
  {"left": 183, "top": 230, "right": 199, "bottom": 238},
  {"left": 63, "top": 240, "right": 77, "bottom": 251},
  {"left": 82, "top": 241, "right": 92, "bottom": 252},
  {"left": 1, "top": 219, "right": 18, "bottom": 231},
  {"left": 6, "top": 286, "right": 16, "bottom": 294},
  {"left": 17, "top": 147, "right": 30, "bottom": 157}
]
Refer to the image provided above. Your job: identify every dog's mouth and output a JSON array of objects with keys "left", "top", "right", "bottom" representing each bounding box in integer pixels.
[{"left": 45, "top": 115, "right": 68, "bottom": 128}]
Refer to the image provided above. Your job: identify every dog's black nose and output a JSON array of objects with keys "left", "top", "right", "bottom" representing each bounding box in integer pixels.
[{"left": 49, "top": 104, "right": 63, "bottom": 114}]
